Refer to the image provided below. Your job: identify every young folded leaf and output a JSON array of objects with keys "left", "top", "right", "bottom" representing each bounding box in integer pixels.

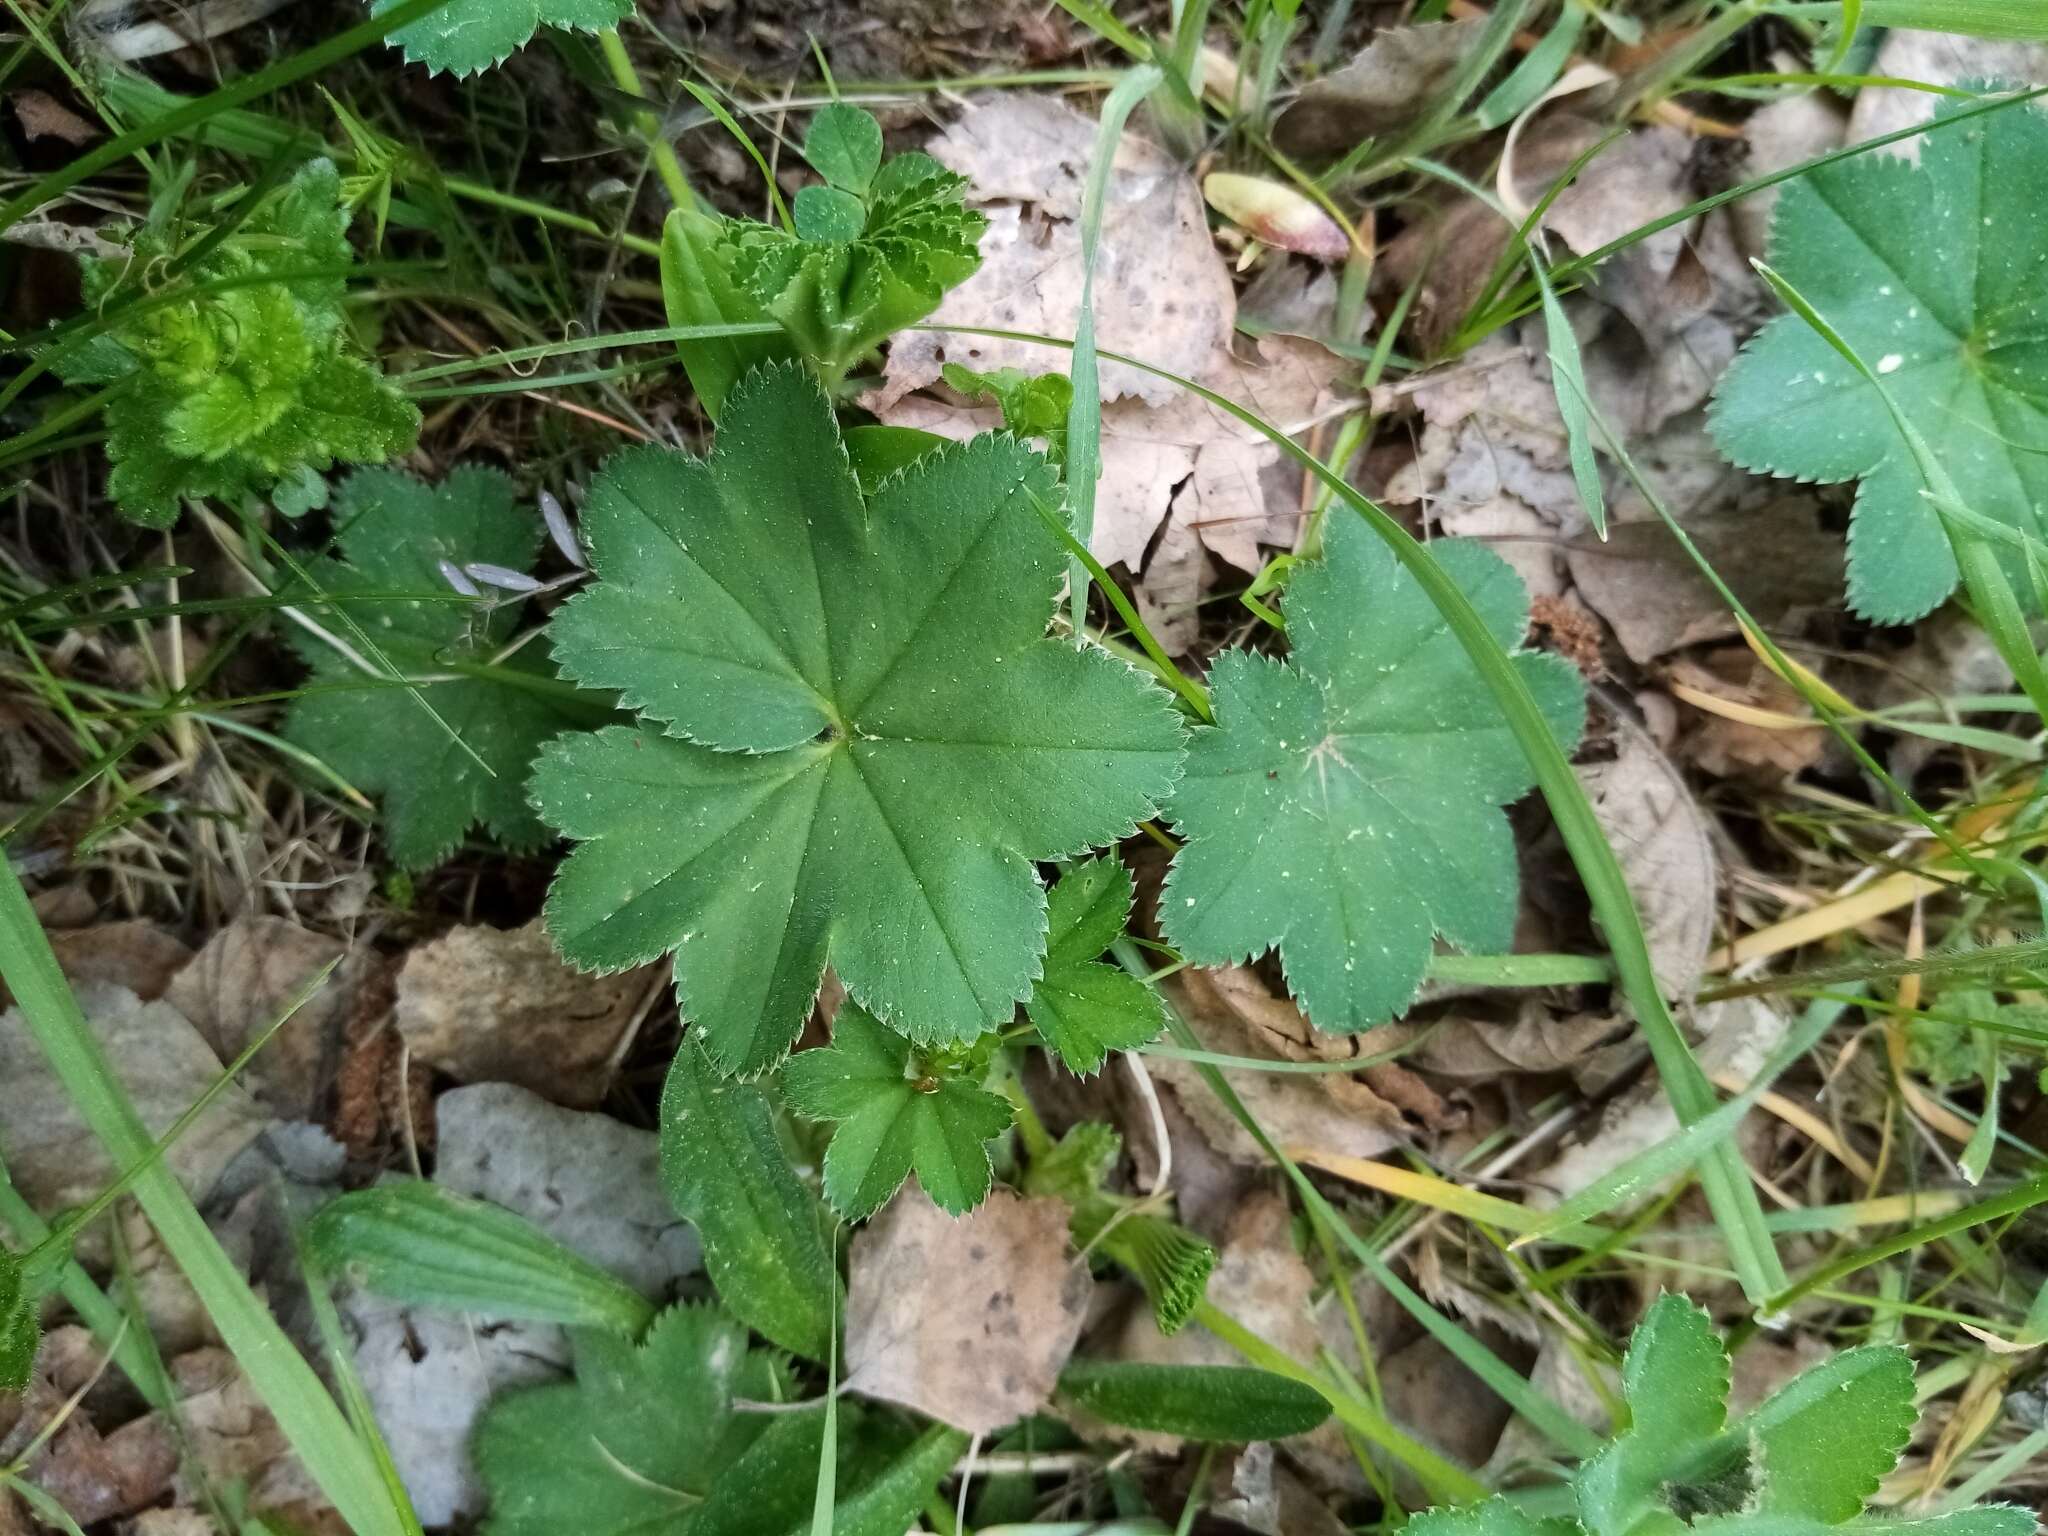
[
  {"left": 285, "top": 466, "right": 600, "bottom": 869},
  {"left": 374, "top": 0, "right": 631, "bottom": 77},
  {"left": 1024, "top": 857, "right": 1166, "bottom": 1075},
  {"left": 55, "top": 159, "right": 417, "bottom": 528},
  {"left": 1161, "top": 516, "right": 1584, "bottom": 1032},
  {"left": 781, "top": 1006, "right": 1014, "bottom": 1220},
  {"left": 533, "top": 363, "right": 1184, "bottom": 1075},
  {"left": 1710, "top": 93, "right": 2048, "bottom": 624},
  {"left": 721, "top": 106, "right": 985, "bottom": 381}
]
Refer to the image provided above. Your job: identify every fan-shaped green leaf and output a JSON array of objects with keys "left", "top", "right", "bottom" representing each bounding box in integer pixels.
[
  {"left": 1160, "top": 515, "right": 1583, "bottom": 1031},
  {"left": 374, "top": 0, "right": 631, "bottom": 77}
]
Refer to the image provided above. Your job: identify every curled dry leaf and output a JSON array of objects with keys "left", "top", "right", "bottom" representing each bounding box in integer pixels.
[
  {"left": 845, "top": 1186, "right": 1091, "bottom": 1436},
  {"left": 1203, "top": 173, "right": 1349, "bottom": 262},
  {"left": 1581, "top": 728, "right": 1717, "bottom": 1001},
  {"left": 167, "top": 915, "right": 363, "bottom": 1120},
  {"left": 1148, "top": 966, "right": 1439, "bottom": 1170},
  {"left": 1531, "top": 997, "right": 1788, "bottom": 1213},
  {"left": 167, "top": 1348, "right": 347, "bottom": 1534},
  {"left": 1273, "top": 19, "right": 1485, "bottom": 159},
  {"left": 394, "top": 918, "right": 657, "bottom": 1109},
  {"left": 0, "top": 982, "right": 269, "bottom": 1214},
  {"left": 31, "top": 919, "right": 191, "bottom": 1004},
  {"left": 877, "top": 93, "right": 1234, "bottom": 409},
  {"left": 1667, "top": 649, "right": 1829, "bottom": 783},
  {"left": 1412, "top": 1004, "right": 1629, "bottom": 1081},
  {"left": 1564, "top": 498, "right": 1842, "bottom": 667}
]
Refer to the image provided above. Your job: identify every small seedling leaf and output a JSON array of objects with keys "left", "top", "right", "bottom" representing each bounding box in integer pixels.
[
  {"left": 1024, "top": 858, "right": 1165, "bottom": 1074},
  {"left": 535, "top": 363, "right": 1184, "bottom": 1075},
  {"left": 1710, "top": 93, "right": 2048, "bottom": 624},
  {"left": 794, "top": 184, "right": 868, "bottom": 243},
  {"left": 374, "top": 0, "right": 632, "bottom": 77},
  {"left": 305, "top": 1182, "right": 654, "bottom": 1335},
  {"left": 1058, "top": 1360, "right": 1329, "bottom": 1442},
  {"left": 781, "top": 1006, "right": 1015, "bottom": 1220},
  {"left": 1410, "top": 1496, "right": 1586, "bottom": 1536},
  {"left": 1161, "top": 516, "right": 1584, "bottom": 1031},
  {"left": 1577, "top": 1295, "right": 1735, "bottom": 1536},
  {"left": 805, "top": 103, "right": 884, "bottom": 196},
  {"left": 660, "top": 1038, "right": 840, "bottom": 1359},
  {"left": 1741, "top": 1345, "right": 1915, "bottom": 1522},
  {"left": 284, "top": 466, "right": 598, "bottom": 869},
  {"left": 661, "top": 206, "right": 796, "bottom": 421}
]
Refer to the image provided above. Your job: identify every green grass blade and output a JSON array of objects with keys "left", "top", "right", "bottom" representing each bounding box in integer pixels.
[
  {"left": 0, "top": 859, "right": 415, "bottom": 1536},
  {"left": 1062, "top": 64, "right": 1165, "bottom": 641}
]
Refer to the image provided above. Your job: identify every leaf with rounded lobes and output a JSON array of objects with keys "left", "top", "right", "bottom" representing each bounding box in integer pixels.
[
  {"left": 781, "top": 1007, "right": 1014, "bottom": 1220},
  {"left": 1710, "top": 95, "right": 2048, "bottom": 624},
  {"left": 536, "top": 364, "right": 1184, "bottom": 1075},
  {"left": 1576, "top": 1295, "right": 1733, "bottom": 1536},
  {"left": 285, "top": 466, "right": 597, "bottom": 869},
  {"left": 374, "top": 0, "right": 631, "bottom": 77},
  {"left": 1058, "top": 1360, "right": 1330, "bottom": 1442},
  {"left": 1161, "top": 516, "right": 1584, "bottom": 1032},
  {"left": 1024, "top": 857, "right": 1164, "bottom": 1075},
  {"left": 659, "top": 1038, "right": 839, "bottom": 1360},
  {"left": 1740, "top": 1345, "right": 1915, "bottom": 1522},
  {"left": 805, "top": 103, "right": 884, "bottom": 196},
  {"left": 473, "top": 1303, "right": 781, "bottom": 1536},
  {"left": 794, "top": 185, "right": 867, "bottom": 243}
]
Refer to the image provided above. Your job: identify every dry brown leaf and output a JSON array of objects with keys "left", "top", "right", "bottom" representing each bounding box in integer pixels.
[
  {"left": 125, "top": 1511, "right": 218, "bottom": 1536},
  {"left": 0, "top": 982, "right": 269, "bottom": 1214},
  {"left": 11, "top": 89, "right": 98, "bottom": 144},
  {"left": 1667, "top": 650, "right": 1828, "bottom": 781},
  {"left": 394, "top": 918, "right": 655, "bottom": 1109},
  {"left": 1149, "top": 966, "right": 1429, "bottom": 1169},
  {"left": 32, "top": 920, "right": 192, "bottom": 1004},
  {"left": 1582, "top": 729, "right": 1717, "bottom": 1000},
  {"left": 845, "top": 1186, "right": 1091, "bottom": 1435},
  {"left": 1531, "top": 997, "right": 1787, "bottom": 1211},
  {"left": 877, "top": 94, "right": 1234, "bottom": 409},
  {"left": 1565, "top": 499, "right": 1842, "bottom": 666},
  {"left": 0, "top": 1332, "right": 177, "bottom": 1527},
  {"left": 167, "top": 915, "right": 363, "bottom": 1119},
  {"left": 168, "top": 1349, "right": 346, "bottom": 1534},
  {"left": 1273, "top": 19, "right": 1485, "bottom": 158},
  {"left": 1412, "top": 1004, "right": 1628, "bottom": 1080},
  {"left": 886, "top": 333, "right": 1348, "bottom": 623}
]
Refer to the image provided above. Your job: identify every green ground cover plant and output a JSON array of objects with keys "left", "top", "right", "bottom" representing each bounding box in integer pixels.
[{"left": 9, "top": 6, "right": 2048, "bottom": 1535}]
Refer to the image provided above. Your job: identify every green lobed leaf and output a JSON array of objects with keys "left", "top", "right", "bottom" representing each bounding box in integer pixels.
[
  {"left": 1058, "top": 1360, "right": 1329, "bottom": 1442},
  {"left": 1, "top": 1247, "right": 37, "bottom": 1392},
  {"left": 662, "top": 206, "right": 797, "bottom": 421},
  {"left": 306, "top": 1182, "right": 654, "bottom": 1335},
  {"left": 374, "top": 0, "right": 631, "bottom": 77},
  {"left": 781, "top": 1006, "right": 1014, "bottom": 1220},
  {"left": 1576, "top": 1295, "right": 1734, "bottom": 1536},
  {"left": 1161, "top": 516, "right": 1584, "bottom": 1032},
  {"left": 1740, "top": 1345, "right": 1915, "bottom": 1522},
  {"left": 805, "top": 104, "right": 884, "bottom": 196},
  {"left": 1024, "top": 857, "right": 1165, "bottom": 1074},
  {"left": 1710, "top": 94, "right": 2048, "bottom": 624},
  {"left": 659, "top": 1038, "right": 839, "bottom": 1359},
  {"left": 534, "top": 363, "right": 1184, "bottom": 1075},
  {"left": 475, "top": 1302, "right": 785, "bottom": 1536},
  {"left": 285, "top": 465, "right": 599, "bottom": 869},
  {"left": 78, "top": 158, "right": 417, "bottom": 528},
  {"left": 687, "top": 1412, "right": 968, "bottom": 1536},
  {"left": 942, "top": 364, "right": 1072, "bottom": 467},
  {"left": 722, "top": 153, "right": 985, "bottom": 377},
  {"left": 1409, "top": 1496, "right": 1585, "bottom": 1536}
]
